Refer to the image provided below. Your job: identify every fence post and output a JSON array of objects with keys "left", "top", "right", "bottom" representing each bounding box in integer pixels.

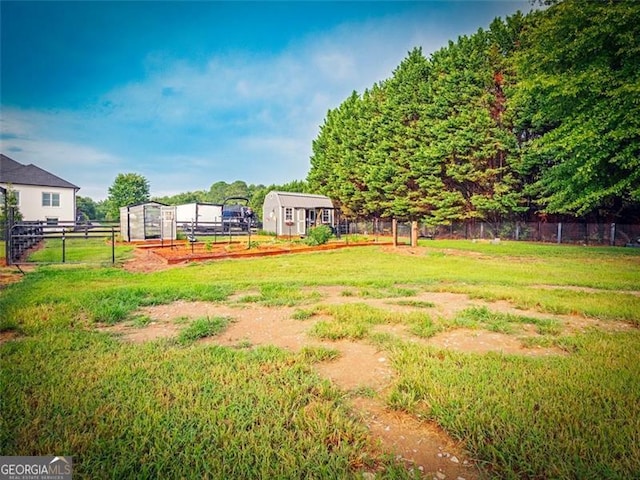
[
  {"left": 557, "top": 222, "right": 562, "bottom": 244},
  {"left": 5, "top": 207, "right": 14, "bottom": 265},
  {"left": 392, "top": 219, "right": 398, "bottom": 247},
  {"left": 610, "top": 223, "right": 616, "bottom": 246},
  {"left": 112, "top": 227, "right": 116, "bottom": 264},
  {"left": 515, "top": 222, "right": 520, "bottom": 241},
  {"left": 62, "top": 230, "right": 66, "bottom": 263},
  {"left": 411, "top": 221, "right": 418, "bottom": 247}
]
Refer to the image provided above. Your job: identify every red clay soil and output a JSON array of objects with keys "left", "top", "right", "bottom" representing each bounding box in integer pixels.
[{"left": 146, "top": 240, "right": 393, "bottom": 264}]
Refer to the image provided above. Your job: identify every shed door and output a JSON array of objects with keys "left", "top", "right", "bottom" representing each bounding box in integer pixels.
[
  {"left": 297, "top": 209, "right": 306, "bottom": 235},
  {"left": 144, "top": 205, "right": 161, "bottom": 239},
  {"left": 160, "top": 206, "right": 176, "bottom": 240}
]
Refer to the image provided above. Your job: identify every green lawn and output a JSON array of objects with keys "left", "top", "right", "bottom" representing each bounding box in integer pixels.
[
  {"left": 1, "top": 240, "right": 639, "bottom": 479},
  {"left": 25, "top": 237, "right": 134, "bottom": 264}
]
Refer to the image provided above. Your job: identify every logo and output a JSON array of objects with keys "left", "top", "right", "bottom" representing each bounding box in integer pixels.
[{"left": 0, "top": 456, "right": 73, "bottom": 480}]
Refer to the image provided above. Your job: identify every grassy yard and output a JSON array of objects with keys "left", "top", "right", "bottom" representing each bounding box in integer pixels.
[
  {"left": 25, "top": 236, "right": 134, "bottom": 264},
  {"left": 1, "top": 240, "right": 639, "bottom": 479}
]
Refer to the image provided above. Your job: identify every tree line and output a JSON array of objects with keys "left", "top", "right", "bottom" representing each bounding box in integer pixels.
[
  {"left": 78, "top": 174, "right": 309, "bottom": 222},
  {"left": 307, "top": 0, "right": 640, "bottom": 224},
  {"left": 79, "top": 0, "right": 639, "bottom": 225}
]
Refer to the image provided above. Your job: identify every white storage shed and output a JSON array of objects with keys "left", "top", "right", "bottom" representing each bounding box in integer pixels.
[
  {"left": 120, "top": 202, "right": 176, "bottom": 242},
  {"left": 262, "top": 191, "right": 335, "bottom": 236}
]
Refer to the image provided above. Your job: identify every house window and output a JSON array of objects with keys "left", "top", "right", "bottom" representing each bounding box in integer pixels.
[
  {"left": 46, "top": 217, "right": 59, "bottom": 226},
  {"left": 322, "top": 209, "right": 330, "bottom": 223},
  {"left": 42, "top": 192, "right": 60, "bottom": 207},
  {"left": 284, "top": 207, "right": 293, "bottom": 222}
]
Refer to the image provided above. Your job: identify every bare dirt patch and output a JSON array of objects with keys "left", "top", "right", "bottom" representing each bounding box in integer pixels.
[
  {"left": 354, "top": 397, "right": 479, "bottom": 479},
  {"left": 98, "top": 286, "right": 623, "bottom": 479},
  {"left": 426, "top": 328, "right": 561, "bottom": 356},
  {"left": 0, "top": 272, "right": 23, "bottom": 288},
  {"left": 0, "top": 330, "right": 19, "bottom": 344},
  {"left": 0, "top": 265, "right": 33, "bottom": 288},
  {"left": 122, "top": 248, "right": 183, "bottom": 273}
]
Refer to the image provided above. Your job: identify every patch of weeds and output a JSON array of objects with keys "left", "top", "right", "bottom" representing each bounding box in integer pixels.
[
  {"left": 368, "top": 331, "right": 403, "bottom": 349},
  {"left": 454, "top": 306, "right": 540, "bottom": 335},
  {"left": 234, "top": 339, "right": 253, "bottom": 349},
  {"left": 173, "top": 316, "right": 191, "bottom": 325},
  {"left": 236, "top": 294, "right": 263, "bottom": 303},
  {"left": 309, "top": 319, "right": 369, "bottom": 340},
  {"left": 462, "top": 306, "right": 518, "bottom": 333},
  {"left": 130, "top": 315, "right": 152, "bottom": 328},
  {"left": 340, "top": 289, "right": 356, "bottom": 297},
  {"left": 520, "top": 336, "right": 558, "bottom": 349},
  {"left": 455, "top": 306, "right": 564, "bottom": 338},
  {"left": 530, "top": 317, "right": 563, "bottom": 336},
  {"left": 292, "top": 308, "right": 317, "bottom": 320},
  {"left": 390, "top": 299, "right": 436, "bottom": 308},
  {"left": 297, "top": 346, "right": 340, "bottom": 362},
  {"left": 408, "top": 313, "right": 443, "bottom": 339},
  {"left": 358, "top": 286, "right": 418, "bottom": 299},
  {"left": 310, "top": 304, "right": 432, "bottom": 341},
  {"left": 323, "top": 303, "right": 397, "bottom": 324},
  {"left": 177, "top": 316, "right": 230, "bottom": 345},
  {"left": 350, "top": 386, "right": 377, "bottom": 398},
  {"left": 235, "top": 284, "right": 321, "bottom": 307}
]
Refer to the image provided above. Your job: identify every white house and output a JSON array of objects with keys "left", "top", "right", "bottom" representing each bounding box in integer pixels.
[
  {"left": 0, "top": 154, "right": 79, "bottom": 223},
  {"left": 262, "top": 191, "right": 335, "bottom": 236}
]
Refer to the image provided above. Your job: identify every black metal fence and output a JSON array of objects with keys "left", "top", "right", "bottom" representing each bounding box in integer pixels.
[
  {"left": 6, "top": 220, "right": 121, "bottom": 265},
  {"left": 339, "top": 220, "right": 640, "bottom": 247}
]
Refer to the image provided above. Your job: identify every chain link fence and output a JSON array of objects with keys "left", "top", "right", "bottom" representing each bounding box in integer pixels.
[{"left": 338, "top": 220, "right": 640, "bottom": 247}]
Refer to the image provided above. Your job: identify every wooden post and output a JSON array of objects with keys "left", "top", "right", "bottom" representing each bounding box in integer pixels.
[
  {"left": 392, "top": 219, "right": 398, "bottom": 247},
  {"left": 411, "top": 221, "right": 418, "bottom": 247}
]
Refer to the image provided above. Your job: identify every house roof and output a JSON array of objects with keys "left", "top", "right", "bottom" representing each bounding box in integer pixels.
[
  {"left": 0, "top": 154, "right": 79, "bottom": 190},
  {"left": 270, "top": 191, "right": 334, "bottom": 209}
]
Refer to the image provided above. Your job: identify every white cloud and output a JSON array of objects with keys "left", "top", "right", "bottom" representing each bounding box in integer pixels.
[{"left": 2, "top": 3, "right": 532, "bottom": 201}]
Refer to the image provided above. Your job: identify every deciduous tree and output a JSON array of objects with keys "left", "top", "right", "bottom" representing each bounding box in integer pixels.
[{"left": 106, "top": 173, "right": 150, "bottom": 220}]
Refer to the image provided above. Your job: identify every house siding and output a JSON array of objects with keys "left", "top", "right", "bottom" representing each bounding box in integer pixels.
[{"left": 1, "top": 183, "right": 76, "bottom": 222}]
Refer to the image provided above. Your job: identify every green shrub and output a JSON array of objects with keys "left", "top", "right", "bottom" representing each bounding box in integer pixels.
[{"left": 305, "top": 225, "right": 333, "bottom": 246}]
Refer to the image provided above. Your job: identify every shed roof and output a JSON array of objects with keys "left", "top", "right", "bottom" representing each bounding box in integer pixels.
[
  {"left": 270, "top": 191, "right": 334, "bottom": 209},
  {"left": 121, "top": 201, "right": 167, "bottom": 209},
  {"left": 0, "top": 154, "right": 79, "bottom": 190}
]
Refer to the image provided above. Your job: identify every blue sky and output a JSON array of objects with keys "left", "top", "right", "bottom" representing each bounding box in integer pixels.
[{"left": 1, "top": 1, "right": 534, "bottom": 201}]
